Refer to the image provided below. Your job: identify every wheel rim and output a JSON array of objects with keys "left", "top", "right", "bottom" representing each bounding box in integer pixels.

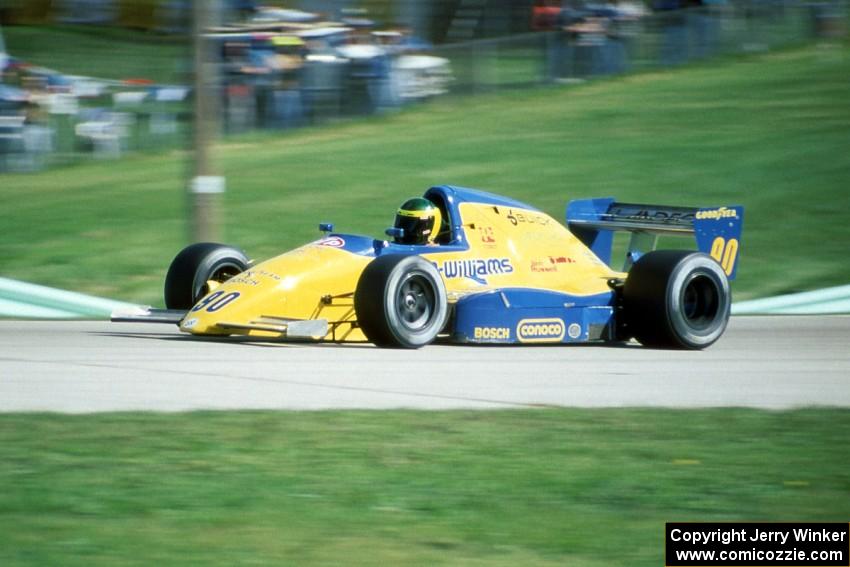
[
  {"left": 196, "top": 261, "right": 245, "bottom": 300},
  {"left": 210, "top": 264, "right": 242, "bottom": 282},
  {"left": 395, "top": 273, "right": 435, "bottom": 331},
  {"left": 680, "top": 273, "right": 720, "bottom": 330},
  {"left": 210, "top": 263, "right": 243, "bottom": 284}
]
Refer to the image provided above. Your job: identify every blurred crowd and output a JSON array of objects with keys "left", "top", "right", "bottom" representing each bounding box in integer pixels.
[
  {"left": 0, "top": 56, "right": 192, "bottom": 171},
  {"left": 1, "top": 0, "right": 846, "bottom": 172},
  {"left": 536, "top": 0, "right": 751, "bottom": 78},
  {"left": 214, "top": 14, "right": 451, "bottom": 133},
  {"left": 0, "top": 2, "right": 451, "bottom": 171},
  {"left": 535, "top": 0, "right": 846, "bottom": 77},
  {"left": 534, "top": 0, "right": 651, "bottom": 77}
]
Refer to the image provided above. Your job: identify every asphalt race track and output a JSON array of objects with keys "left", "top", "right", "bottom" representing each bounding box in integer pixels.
[{"left": 0, "top": 316, "right": 848, "bottom": 413}]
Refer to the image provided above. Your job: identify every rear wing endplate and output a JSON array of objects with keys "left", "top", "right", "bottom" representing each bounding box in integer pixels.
[{"left": 566, "top": 198, "right": 744, "bottom": 279}]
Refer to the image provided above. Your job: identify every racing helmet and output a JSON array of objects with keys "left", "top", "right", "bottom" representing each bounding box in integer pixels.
[{"left": 393, "top": 197, "right": 442, "bottom": 245}]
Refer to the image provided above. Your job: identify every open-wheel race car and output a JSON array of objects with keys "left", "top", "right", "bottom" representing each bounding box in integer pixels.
[{"left": 113, "top": 185, "right": 743, "bottom": 349}]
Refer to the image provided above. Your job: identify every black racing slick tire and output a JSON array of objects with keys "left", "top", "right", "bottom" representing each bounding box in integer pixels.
[
  {"left": 354, "top": 254, "right": 449, "bottom": 349},
  {"left": 164, "top": 243, "right": 249, "bottom": 310},
  {"left": 623, "top": 250, "right": 731, "bottom": 350}
]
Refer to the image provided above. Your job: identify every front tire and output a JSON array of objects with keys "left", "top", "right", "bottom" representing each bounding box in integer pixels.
[
  {"left": 354, "top": 254, "right": 448, "bottom": 348},
  {"left": 623, "top": 250, "right": 730, "bottom": 350},
  {"left": 164, "top": 243, "right": 249, "bottom": 310}
]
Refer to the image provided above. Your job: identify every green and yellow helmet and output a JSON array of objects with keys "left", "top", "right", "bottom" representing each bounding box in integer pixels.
[{"left": 393, "top": 197, "right": 442, "bottom": 245}]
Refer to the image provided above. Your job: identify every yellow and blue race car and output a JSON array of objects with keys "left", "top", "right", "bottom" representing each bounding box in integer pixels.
[{"left": 113, "top": 185, "right": 743, "bottom": 349}]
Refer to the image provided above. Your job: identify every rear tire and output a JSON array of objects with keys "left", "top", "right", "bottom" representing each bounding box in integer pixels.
[
  {"left": 623, "top": 250, "right": 730, "bottom": 349},
  {"left": 164, "top": 243, "right": 249, "bottom": 310},
  {"left": 354, "top": 255, "right": 448, "bottom": 348}
]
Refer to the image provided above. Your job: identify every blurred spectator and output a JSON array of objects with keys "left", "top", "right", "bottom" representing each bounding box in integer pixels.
[
  {"left": 533, "top": 0, "right": 564, "bottom": 31},
  {"left": 156, "top": 0, "right": 191, "bottom": 35},
  {"left": 75, "top": 107, "right": 122, "bottom": 158},
  {"left": 300, "top": 27, "right": 349, "bottom": 123},
  {"left": 11, "top": 75, "right": 53, "bottom": 170},
  {"left": 268, "top": 35, "right": 307, "bottom": 129},
  {"left": 809, "top": 1, "right": 849, "bottom": 39},
  {"left": 221, "top": 39, "right": 257, "bottom": 133},
  {"left": 693, "top": 0, "right": 725, "bottom": 60},
  {"left": 653, "top": 0, "right": 725, "bottom": 65},
  {"left": 244, "top": 36, "right": 277, "bottom": 128},
  {"left": 56, "top": 0, "right": 116, "bottom": 25},
  {"left": 1, "top": 61, "right": 83, "bottom": 169},
  {"left": 654, "top": 0, "right": 691, "bottom": 66},
  {"left": 0, "top": 83, "right": 27, "bottom": 172},
  {"left": 555, "top": 1, "right": 632, "bottom": 78},
  {"left": 338, "top": 27, "right": 395, "bottom": 115},
  {"left": 228, "top": 0, "right": 258, "bottom": 23},
  {"left": 612, "top": 0, "right": 648, "bottom": 63}
]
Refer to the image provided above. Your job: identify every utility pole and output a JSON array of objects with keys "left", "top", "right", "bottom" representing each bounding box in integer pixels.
[
  {"left": 190, "top": 0, "right": 223, "bottom": 242},
  {"left": 396, "top": 0, "right": 432, "bottom": 40}
]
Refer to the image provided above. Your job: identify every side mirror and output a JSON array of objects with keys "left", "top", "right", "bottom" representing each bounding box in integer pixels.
[{"left": 385, "top": 227, "right": 404, "bottom": 240}]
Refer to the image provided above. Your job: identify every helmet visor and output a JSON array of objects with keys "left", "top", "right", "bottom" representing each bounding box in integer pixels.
[{"left": 394, "top": 213, "right": 434, "bottom": 244}]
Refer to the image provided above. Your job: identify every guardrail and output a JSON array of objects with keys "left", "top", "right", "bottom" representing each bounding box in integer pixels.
[
  {"left": 0, "top": 277, "right": 137, "bottom": 318},
  {"left": 732, "top": 285, "right": 850, "bottom": 315},
  {"left": 2, "top": 275, "right": 847, "bottom": 319}
]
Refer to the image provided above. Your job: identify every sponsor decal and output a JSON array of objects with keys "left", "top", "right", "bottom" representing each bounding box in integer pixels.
[
  {"left": 696, "top": 206, "right": 739, "bottom": 220},
  {"left": 230, "top": 270, "right": 281, "bottom": 287},
  {"left": 517, "top": 318, "right": 566, "bottom": 343},
  {"left": 610, "top": 205, "right": 695, "bottom": 224},
  {"left": 230, "top": 273, "right": 260, "bottom": 286},
  {"left": 531, "top": 260, "right": 557, "bottom": 273},
  {"left": 479, "top": 226, "right": 496, "bottom": 245},
  {"left": 436, "top": 258, "right": 514, "bottom": 285},
  {"left": 474, "top": 327, "right": 510, "bottom": 340},
  {"left": 568, "top": 323, "right": 582, "bottom": 339},
  {"left": 257, "top": 270, "right": 282, "bottom": 281},
  {"left": 182, "top": 317, "right": 198, "bottom": 329},
  {"left": 191, "top": 291, "right": 242, "bottom": 313},
  {"left": 505, "top": 209, "right": 551, "bottom": 227},
  {"left": 318, "top": 236, "right": 346, "bottom": 248},
  {"left": 710, "top": 236, "right": 740, "bottom": 276},
  {"left": 531, "top": 256, "right": 576, "bottom": 273}
]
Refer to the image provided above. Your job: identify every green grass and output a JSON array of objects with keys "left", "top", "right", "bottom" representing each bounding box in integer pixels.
[
  {"left": 0, "top": 409, "right": 848, "bottom": 566},
  {"left": 1, "top": 45, "right": 849, "bottom": 305},
  {"left": 3, "top": 24, "right": 188, "bottom": 84}
]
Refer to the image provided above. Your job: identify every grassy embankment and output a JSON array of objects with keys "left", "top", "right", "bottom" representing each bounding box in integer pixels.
[
  {"left": 1, "top": 409, "right": 848, "bottom": 566},
  {"left": 3, "top": 24, "right": 187, "bottom": 84},
  {"left": 2, "top": 32, "right": 849, "bottom": 567},
  {"left": 1, "top": 45, "right": 848, "bottom": 305}
]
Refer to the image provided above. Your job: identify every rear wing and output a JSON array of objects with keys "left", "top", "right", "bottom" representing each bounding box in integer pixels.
[{"left": 566, "top": 198, "right": 744, "bottom": 280}]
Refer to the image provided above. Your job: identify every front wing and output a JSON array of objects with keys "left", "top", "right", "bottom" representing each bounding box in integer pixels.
[{"left": 111, "top": 307, "right": 329, "bottom": 340}]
